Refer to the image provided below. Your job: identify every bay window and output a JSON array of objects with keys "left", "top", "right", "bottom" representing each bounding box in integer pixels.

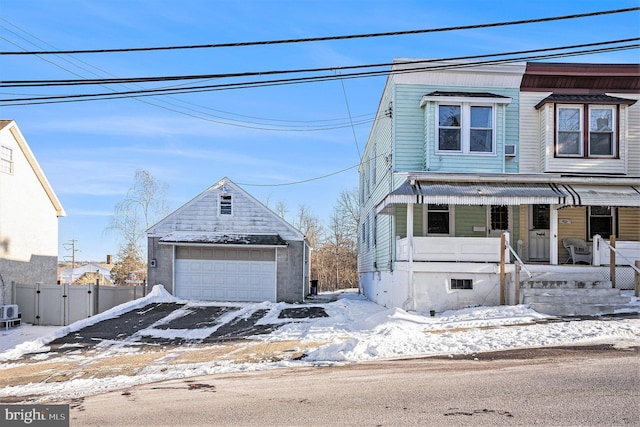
[{"left": 556, "top": 104, "right": 616, "bottom": 158}]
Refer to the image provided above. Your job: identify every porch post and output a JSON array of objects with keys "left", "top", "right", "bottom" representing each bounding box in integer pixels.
[
  {"left": 406, "top": 203, "right": 414, "bottom": 263},
  {"left": 406, "top": 203, "right": 415, "bottom": 310},
  {"left": 550, "top": 205, "right": 559, "bottom": 265}
]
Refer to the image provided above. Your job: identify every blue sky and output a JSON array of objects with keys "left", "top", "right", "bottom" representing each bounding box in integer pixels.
[{"left": 1, "top": 0, "right": 638, "bottom": 262}]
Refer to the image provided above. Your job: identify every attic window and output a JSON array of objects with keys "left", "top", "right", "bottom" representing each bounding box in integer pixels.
[
  {"left": 0, "top": 146, "right": 13, "bottom": 174},
  {"left": 220, "top": 194, "right": 232, "bottom": 215}
]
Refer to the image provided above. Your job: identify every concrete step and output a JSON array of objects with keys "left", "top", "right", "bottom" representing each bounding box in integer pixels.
[
  {"left": 527, "top": 302, "right": 636, "bottom": 317},
  {"left": 521, "top": 280, "right": 612, "bottom": 289},
  {"left": 522, "top": 288, "right": 620, "bottom": 297},
  {"left": 524, "top": 294, "right": 630, "bottom": 305}
]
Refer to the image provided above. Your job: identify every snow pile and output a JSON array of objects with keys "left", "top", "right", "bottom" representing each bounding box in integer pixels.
[{"left": 0, "top": 288, "right": 638, "bottom": 402}]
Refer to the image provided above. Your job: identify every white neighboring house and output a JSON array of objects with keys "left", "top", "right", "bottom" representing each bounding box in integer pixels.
[
  {"left": 0, "top": 120, "right": 65, "bottom": 304},
  {"left": 59, "top": 263, "right": 113, "bottom": 284}
]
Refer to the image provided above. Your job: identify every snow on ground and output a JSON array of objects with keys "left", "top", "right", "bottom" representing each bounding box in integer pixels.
[{"left": 0, "top": 285, "right": 638, "bottom": 402}]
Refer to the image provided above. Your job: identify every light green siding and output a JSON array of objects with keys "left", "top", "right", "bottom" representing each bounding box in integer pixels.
[
  {"left": 455, "top": 206, "right": 487, "bottom": 237},
  {"left": 359, "top": 72, "right": 523, "bottom": 274}
]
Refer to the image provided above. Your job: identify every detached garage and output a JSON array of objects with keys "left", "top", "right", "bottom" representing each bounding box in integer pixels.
[{"left": 147, "top": 178, "right": 310, "bottom": 303}]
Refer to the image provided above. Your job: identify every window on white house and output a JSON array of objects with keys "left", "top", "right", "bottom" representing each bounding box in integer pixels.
[
  {"left": 589, "top": 107, "right": 615, "bottom": 156},
  {"left": 557, "top": 106, "right": 582, "bottom": 156},
  {"left": 451, "top": 278, "right": 473, "bottom": 290},
  {"left": 427, "top": 204, "right": 450, "bottom": 235},
  {"left": 556, "top": 105, "right": 616, "bottom": 158},
  {"left": 0, "top": 146, "right": 13, "bottom": 174},
  {"left": 588, "top": 206, "right": 616, "bottom": 239},
  {"left": 220, "top": 194, "right": 232, "bottom": 215},
  {"left": 438, "top": 104, "right": 494, "bottom": 154}
]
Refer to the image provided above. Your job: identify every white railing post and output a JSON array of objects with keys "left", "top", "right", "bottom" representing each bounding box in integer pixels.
[{"left": 592, "top": 235, "right": 602, "bottom": 266}]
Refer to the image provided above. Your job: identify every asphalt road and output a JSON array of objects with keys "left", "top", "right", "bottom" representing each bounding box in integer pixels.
[{"left": 69, "top": 346, "right": 639, "bottom": 426}]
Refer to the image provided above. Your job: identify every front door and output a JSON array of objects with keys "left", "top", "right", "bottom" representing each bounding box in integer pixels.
[{"left": 528, "top": 204, "right": 550, "bottom": 261}]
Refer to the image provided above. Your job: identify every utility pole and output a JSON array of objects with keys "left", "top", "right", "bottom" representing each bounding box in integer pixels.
[{"left": 63, "top": 240, "right": 80, "bottom": 282}]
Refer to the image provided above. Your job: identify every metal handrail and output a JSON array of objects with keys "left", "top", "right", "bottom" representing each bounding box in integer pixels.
[
  {"left": 506, "top": 242, "right": 532, "bottom": 278},
  {"left": 597, "top": 238, "right": 640, "bottom": 274}
]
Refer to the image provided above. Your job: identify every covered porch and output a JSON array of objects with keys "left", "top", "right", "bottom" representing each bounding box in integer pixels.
[{"left": 377, "top": 174, "right": 640, "bottom": 268}]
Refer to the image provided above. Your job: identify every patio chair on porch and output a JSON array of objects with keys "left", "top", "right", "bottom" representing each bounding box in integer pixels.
[{"left": 563, "top": 238, "right": 592, "bottom": 264}]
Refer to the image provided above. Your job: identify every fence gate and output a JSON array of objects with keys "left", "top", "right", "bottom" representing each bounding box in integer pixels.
[{"left": 12, "top": 282, "right": 144, "bottom": 326}]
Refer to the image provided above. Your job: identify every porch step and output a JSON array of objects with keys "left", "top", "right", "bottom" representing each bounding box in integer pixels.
[
  {"left": 521, "top": 272, "right": 611, "bottom": 289},
  {"left": 522, "top": 286, "right": 634, "bottom": 316},
  {"left": 526, "top": 303, "right": 635, "bottom": 317}
]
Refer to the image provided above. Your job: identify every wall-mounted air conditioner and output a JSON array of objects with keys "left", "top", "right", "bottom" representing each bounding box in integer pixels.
[
  {"left": 505, "top": 144, "right": 517, "bottom": 157},
  {"left": 0, "top": 304, "right": 18, "bottom": 320}
]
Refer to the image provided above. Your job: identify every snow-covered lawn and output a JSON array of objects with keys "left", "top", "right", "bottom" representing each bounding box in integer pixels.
[{"left": 1, "top": 285, "right": 638, "bottom": 402}]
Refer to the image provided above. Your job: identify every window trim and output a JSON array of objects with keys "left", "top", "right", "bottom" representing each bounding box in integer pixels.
[
  {"left": 587, "top": 206, "right": 617, "bottom": 241},
  {"left": 436, "top": 102, "right": 497, "bottom": 156},
  {"left": 423, "top": 204, "right": 453, "bottom": 236},
  {"left": 219, "top": 194, "right": 233, "bottom": 216},
  {"left": 450, "top": 278, "right": 473, "bottom": 290},
  {"left": 554, "top": 103, "right": 619, "bottom": 159},
  {"left": 587, "top": 105, "right": 617, "bottom": 158}
]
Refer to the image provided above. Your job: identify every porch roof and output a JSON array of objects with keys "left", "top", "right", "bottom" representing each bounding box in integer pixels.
[
  {"left": 376, "top": 179, "right": 640, "bottom": 214},
  {"left": 376, "top": 181, "right": 567, "bottom": 214},
  {"left": 562, "top": 184, "right": 640, "bottom": 207}
]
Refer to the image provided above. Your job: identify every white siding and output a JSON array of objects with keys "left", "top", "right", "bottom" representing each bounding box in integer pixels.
[
  {"left": 0, "top": 125, "right": 59, "bottom": 261},
  {"left": 521, "top": 92, "right": 638, "bottom": 175},
  {"left": 148, "top": 179, "right": 303, "bottom": 241}
]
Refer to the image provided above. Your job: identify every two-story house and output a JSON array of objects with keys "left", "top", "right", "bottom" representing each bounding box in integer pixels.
[
  {"left": 0, "top": 120, "right": 66, "bottom": 305},
  {"left": 358, "top": 60, "right": 639, "bottom": 314}
]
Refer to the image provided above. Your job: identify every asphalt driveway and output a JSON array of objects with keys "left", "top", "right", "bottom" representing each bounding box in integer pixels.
[{"left": 45, "top": 302, "right": 329, "bottom": 354}]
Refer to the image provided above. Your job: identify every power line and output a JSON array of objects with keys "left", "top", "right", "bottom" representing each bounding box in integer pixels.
[
  {"left": 2, "top": 41, "right": 637, "bottom": 106},
  {"left": 2, "top": 7, "right": 637, "bottom": 56},
  {"left": 4, "top": 37, "right": 638, "bottom": 88},
  {"left": 0, "top": 18, "right": 378, "bottom": 131}
]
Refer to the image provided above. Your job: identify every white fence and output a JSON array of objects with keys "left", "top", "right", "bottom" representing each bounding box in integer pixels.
[{"left": 12, "top": 282, "right": 145, "bottom": 326}]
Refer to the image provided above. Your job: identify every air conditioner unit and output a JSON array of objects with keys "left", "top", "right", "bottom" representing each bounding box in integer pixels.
[
  {"left": 0, "top": 304, "right": 18, "bottom": 320},
  {"left": 505, "top": 144, "right": 517, "bottom": 157}
]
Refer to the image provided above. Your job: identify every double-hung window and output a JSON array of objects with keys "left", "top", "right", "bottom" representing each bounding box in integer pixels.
[
  {"left": 556, "top": 104, "right": 617, "bottom": 158},
  {"left": 438, "top": 104, "right": 494, "bottom": 154}
]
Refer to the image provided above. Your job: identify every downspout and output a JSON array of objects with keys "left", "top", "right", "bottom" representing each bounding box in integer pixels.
[
  {"left": 302, "top": 240, "right": 308, "bottom": 302},
  {"left": 502, "top": 104, "right": 507, "bottom": 173},
  {"left": 171, "top": 244, "right": 176, "bottom": 294}
]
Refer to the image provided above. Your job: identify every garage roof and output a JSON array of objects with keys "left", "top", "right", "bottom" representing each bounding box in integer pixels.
[{"left": 159, "top": 232, "right": 288, "bottom": 247}]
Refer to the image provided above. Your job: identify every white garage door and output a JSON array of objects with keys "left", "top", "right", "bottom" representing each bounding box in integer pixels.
[{"left": 174, "top": 247, "right": 276, "bottom": 302}]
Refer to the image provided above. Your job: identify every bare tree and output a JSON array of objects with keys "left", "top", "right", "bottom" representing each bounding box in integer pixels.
[
  {"left": 337, "top": 187, "right": 360, "bottom": 242},
  {"left": 274, "top": 200, "right": 289, "bottom": 219},
  {"left": 107, "top": 169, "right": 171, "bottom": 262},
  {"left": 314, "top": 190, "right": 359, "bottom": 291},
  {"left": 292, "top": 204, "right": 323, "bottom": 249}
]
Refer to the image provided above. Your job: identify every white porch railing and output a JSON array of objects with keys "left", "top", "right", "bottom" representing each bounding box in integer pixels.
[
  {"left": 396, "top": 235, "right": 509, "bottom": 263},
  {"left": 593, "top": 236, "right": 640, "bottom": 268}
]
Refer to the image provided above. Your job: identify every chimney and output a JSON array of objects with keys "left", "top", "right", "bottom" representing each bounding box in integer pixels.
[{"left": 106, "top": 254, "right": 112, "bottom": 264}]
